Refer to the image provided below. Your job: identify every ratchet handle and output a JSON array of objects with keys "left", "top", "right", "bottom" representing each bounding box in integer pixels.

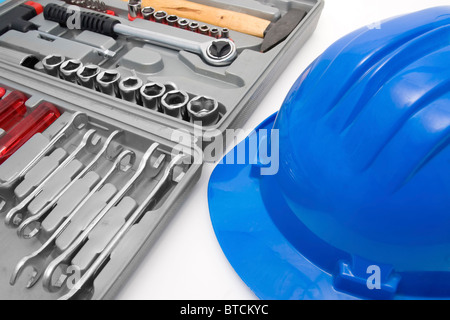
[{"left": 44, "top": 3, "right": 120, "bottom": 38}]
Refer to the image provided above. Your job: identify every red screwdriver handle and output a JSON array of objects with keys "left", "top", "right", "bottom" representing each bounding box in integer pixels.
[
  {"left": 0, "top": 91, "right": 28, "bottom": 132},
  {"left": 0, "top": 102, "right": 61, "bottom": 164},
  {"left": 0, "top": 88, "right": 5, "bottom": 99}
]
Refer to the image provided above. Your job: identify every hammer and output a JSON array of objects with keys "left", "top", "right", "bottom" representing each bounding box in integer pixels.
[{"left": 124, "top": 0, "right": 307, "bottom": 52}]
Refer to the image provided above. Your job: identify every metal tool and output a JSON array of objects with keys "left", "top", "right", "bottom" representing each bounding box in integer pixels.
[
  {"left": 42, "top": 144, "right": 165, "bottom": 292},
  {"left": 4, "top": 129, "right": 101, "bottom": 227},
  {"left": 141, "top": 6, "right": 155, "bottom": 20},
  {"left": 60, "top": 60, "right": 83, "bottom": 83},
  {"left": 177, "top": 18, "right": 190, "bottom": 30},
  {"left": 96, "top": 70, "right": 121, "bottom": 97},
  {"left": 119, "top": 77, "right": 143, "bottom": 105},
  {"left": 161, "top": 90, "right": 190, "bottom": 120},
  {"left": 42, "top": 55, "right": 65, "bottom": 77},
  {"left": 16, "top": 130, "right": 124, "bottom": 239},
  {"left": 166, "top": 15, "right": 179, "bottom": 26},
  {"left": 187, "top": 96, "right": 220, "bottom": 126},
  {"left": 44, "top": 3, "right": 238, "bottom": 67},
  {"left": 153, "top": 11, "right": 168, "bottom": 23},
  {"left": 199, "top": 25, "right": 210, "bottom": 36},
  {"left": 77, "top": 65, "right": 102, "bottom": 90},
  {"left": 140, "top": 83, "right": 166, "bottom": 111},
  {"left": 0, "top": 112, "right": 89, "bottom": 190},
  {"left": 210, "top": 28, "right": 221, "bottom": 39},
  {"left": 10, "top": 149, "right": 136, "bottom": 288},
  {"left": 128, "top": 0, "right": 141, "bottom": 18},
  {"left": 221, "top": 28, "right": 229, "bottom": 39},
  {"left": 64, "top": 0, "right": 108, "bottom": 14},
  {"left": 189, "top": 21, "right": 199, "bottom": 33},
  {"left": 60, "top": 153, "right": 189, "bottom": 300},
  {"left": 0, "top": 2, "right": 42, "bottom": 37}
]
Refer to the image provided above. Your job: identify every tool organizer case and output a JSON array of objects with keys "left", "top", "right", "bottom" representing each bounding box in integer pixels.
[{"left": 0, "top": 0, "right": 323, "bottom": 299}]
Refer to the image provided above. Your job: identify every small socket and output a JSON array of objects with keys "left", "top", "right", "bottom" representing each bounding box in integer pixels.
[
  {"left": 189, "top": 21, "right": 199, "bottom": 32},
  {"left": 128, "top": 0, "right": 141, "bottom": 18},
  {"left": 187, "top": 96, "right": 220, "bottom": 126},
  {"left": 96, "top": 70, "right": 121, "bottom": 97},
  {"left": 210, "top": 28, "right": 221, "bottom": 39},
  {"left": 166, "top": 15, "right": 179, "bottom": 26},
  {"left": 140, "top": 82, "right": 166, "bottom": 111},
  {"left": 119, "top": 76, "right": 144, "bottom": 105},
  {"left": 177, "top": 18, "right": 190, "bottom": 29},
  {"left": 141, "top": 6, "right": 155, "bottom": 20},
  {"left": 77, "top": 65, "right": 101, "bottom": 90},
  {"left": 154, "top": 11, "right": 168, "bottom": 23},
  {"left": 42, "top": 54, "right": 65, "bottom": 77},
  {"left": 221, "top": 28, "right": 230, "bottom": 38},
  {"left": 199, "top": 25, "right": 210, "bottom": 36},
  {"left": 59, "top": 59, "right": 83, "bottom": 83},
  {"left": 161, "top": 90, "right": 190, "bottom": 119}
]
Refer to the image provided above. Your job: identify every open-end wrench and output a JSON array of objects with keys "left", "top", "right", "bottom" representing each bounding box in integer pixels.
[
  {"left": 42, "top": 143, "right": 165, "bottom": 292},
  {"left": 10, "top": 149, "right": 136, "bottom": 288},
  {"left": 16, "top": 130, "right": 124, "bottom": 239},
  {"left": 60, "top": 153, "right": 190, "bottom": 300},
  {"left": 4, "top": 129, "right": 100, "bottom": 227},
  {"left": 0, "top": 112, "right": 88, "bottom": 190},
  {"left": 44, "top": 3, "right": 237, "bottom": 67}
]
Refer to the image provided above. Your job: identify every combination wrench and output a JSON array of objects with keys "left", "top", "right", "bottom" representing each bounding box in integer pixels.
[
  {"left": 16, "top": 130, "right": 124, "bottom": 239},
  {"left": 42, "top": 143, "right": 165, "bottom": 292},
  {"left": 10, "top": 149, "right": 136, "bottom": 288},
  {"left": 60, "top": 153, "right": 190, "bottom": 300},
  {"left": 4, "top": 129, "right": 101, "bottom": 227},
  {"left": 44, "top": 3, "right": 237, "bottom": 67}
]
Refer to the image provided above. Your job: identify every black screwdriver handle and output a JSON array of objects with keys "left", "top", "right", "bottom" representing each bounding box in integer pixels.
[{"left": 44, "top": 3, "right": 120, "bottom": 38}]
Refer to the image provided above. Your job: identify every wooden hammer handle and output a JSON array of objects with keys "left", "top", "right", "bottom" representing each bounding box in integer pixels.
[{"left": 126, "top": 0, "right": 271, "bottom": 38}]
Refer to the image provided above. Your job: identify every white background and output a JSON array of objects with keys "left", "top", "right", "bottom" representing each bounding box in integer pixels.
[{"left": 118, "top": 0, "right": 450, "bottom": 300}]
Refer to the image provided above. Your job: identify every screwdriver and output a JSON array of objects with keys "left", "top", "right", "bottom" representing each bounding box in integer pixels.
[
  {"left": 0, "top": 88, "right": 6, "bottom": 100},
  {"left": 0, "top": 91, "right": 28, "bottom": 133},
  {"left": 0, "top": 102, "right": 61, "bottom": 164}
]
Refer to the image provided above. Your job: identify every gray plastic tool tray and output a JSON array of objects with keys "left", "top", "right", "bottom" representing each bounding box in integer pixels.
[{"left": 0, "top": 0, "right": 323, "bottom": 299}]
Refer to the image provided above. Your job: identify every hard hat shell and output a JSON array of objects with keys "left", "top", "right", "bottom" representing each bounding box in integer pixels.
[{"left": 208, "top": 6, "right": 450, "bottom": 300}]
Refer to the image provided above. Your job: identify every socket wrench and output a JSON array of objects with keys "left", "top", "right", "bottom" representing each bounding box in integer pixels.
[
  {"left": 42, "top": 144, "right": 165, "bottom": 292},
  {"left": 16, "top": 130, "right": 124, "bottom": 239},
  {"left": 10, "top": 149, "right": 136, "bottom": 288},
  {"left": 60, "top": 153, "right": 190, "bottom": 300},
  {"left": 140, "top": 82, "right": 166, "bottom": 111},
  {"left": 44, "top": 3, "right": 238, "bottom": 66}
]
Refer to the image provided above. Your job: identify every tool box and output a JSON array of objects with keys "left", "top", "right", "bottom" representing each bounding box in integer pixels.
[{"left": 0, "top": 0, "right": 323, "bottom": 299}]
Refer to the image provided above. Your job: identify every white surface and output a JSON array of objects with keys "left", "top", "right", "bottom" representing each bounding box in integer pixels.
[{"left": 117, "top": 0, "right": 450, "bottom": 300}]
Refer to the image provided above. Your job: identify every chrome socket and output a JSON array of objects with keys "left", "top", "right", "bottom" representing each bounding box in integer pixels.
[
  {"left": 59, "top": 59, "right": 83, "bottom": 83},
  {"left": 154, "top": 11, "right": 168, "bottom": 23},
  {"left": 96, "top": 70, "right": 121, "bottom": 97},
  {"left": 119, "top": 76, "right": 144, "bottom": 105},
  {"left": 141, "top": 6, "right": 155, "bottom": 20},
  {"left": 177, "top": 18, "right": 190, "bottom": 29},
  {"left": 210, "top": 28, "right": 221, "bottom": 39},
  {"left": 140, "top": 82, "right": 166, "bottom": 111},
  {"left": 199, "top": 25, "right": 210, "bottom": 36},
  {"left": 128, "top": 0, "right": 141, "bottom": 18},
  {"left": 189, "top": 21, "right": 199, "bottom": 32},
  {"left": 187, "top": 95, "right": 220, "bottom": 126},
  {"left": 77, "top": 65, "right": 101, "bottom": 90},
  {"left": 221, "top": 28, "right": 230, "bottom": 38},
  {"left": 166, "top": 15, "right": 179, "bottom": 26},
  {"left": 161, "top": 90, "right": 190, "bottom": 119},
  {"left": 42, "top": 54, "right": 65, "bottom": 77}
]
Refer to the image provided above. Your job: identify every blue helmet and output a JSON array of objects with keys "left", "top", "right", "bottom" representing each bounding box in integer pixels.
[{"left": 209, "top": 6, "right": 450, "bottom": 300}]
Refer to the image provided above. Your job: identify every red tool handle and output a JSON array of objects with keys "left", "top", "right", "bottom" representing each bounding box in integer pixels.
[
  {"left": 0, "top": 91, "right": 28, "bottom": 132},
  {"left": 0, "top": 102, "right": 61, "bottom": 164},
  {"left": 0, "top": 88, "right": 5, "bottom": 99}
]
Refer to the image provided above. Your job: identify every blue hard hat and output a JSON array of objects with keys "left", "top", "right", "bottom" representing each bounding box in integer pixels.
[{"left": 208, "top": 6, "right": 450, "bottom": 300}]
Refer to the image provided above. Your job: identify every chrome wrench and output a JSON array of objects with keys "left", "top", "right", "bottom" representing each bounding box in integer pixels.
[
  {"left": 10, "top": 149, "right": 136, "bottom": 288},
  {"left": 4, "top": 129, "right": 100, "bottom": 227},
  {"left": 44, "top": 3, "right": 238, "bottom": 67},
  {"left": 60, "top": 153, "right": 190, "bottom": 300},
  {"left": 42, "top": 144, "right": 165, "bottom": 292},
  {"left": 16, "top": 130, "right": 124, "bottom": 239},
  {"left": 0, "top": 112, "right": 88, "bottom": 190}
]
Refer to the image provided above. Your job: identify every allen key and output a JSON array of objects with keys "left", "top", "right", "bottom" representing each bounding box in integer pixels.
[
  {"left": 0, "top": 112, "right": 89, "bottom": 190},
  {"left": 16, "top": 130, "right": 124, "bottom": 239},
  {"left": 4, "top": 129, "right": 101, "bottom": 227},
  {"left": 10, "top": 149, "right": 137, "bottom": 288},
  {"left": 42, "top": 144, "right": 165, "bottom": 292},
  {"left": 60, "top": 153, "right": 190, "bottom": 300}
]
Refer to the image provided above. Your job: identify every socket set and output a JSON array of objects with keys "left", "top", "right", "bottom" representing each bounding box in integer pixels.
[{"left": 0, "top": 0, "right": 323, "bottom": 299}]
